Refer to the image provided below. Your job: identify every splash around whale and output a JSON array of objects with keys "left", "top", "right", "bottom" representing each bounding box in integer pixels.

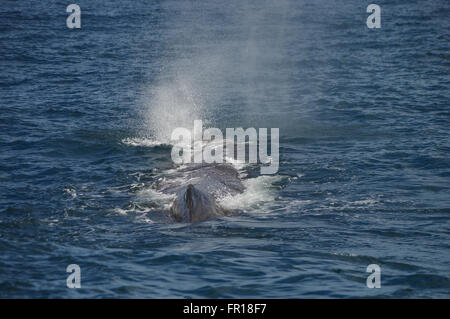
[{"left": 152, "top": 120, "right": 280, "bottom": 223}]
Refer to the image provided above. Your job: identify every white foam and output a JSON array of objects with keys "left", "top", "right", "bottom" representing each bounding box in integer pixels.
[
  {"left": 218, "top": 175, "right": 284, "bottom": 211},
  {"left": 136, "top": 187, "right": 176, "bottom": 210},
  {"left": 121, "top": 137, "right": 170, "bottom": 147},
  {"left": 63, "top": 187, "right": 77, "bottom": 199},
  {"left": 110, "top": 207, "right": 134, "bottom": 215}
]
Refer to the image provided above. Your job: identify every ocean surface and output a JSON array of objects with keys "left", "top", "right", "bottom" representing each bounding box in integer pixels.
[{"left": 0, "top": 0, "right": 449, "bottom": 298}]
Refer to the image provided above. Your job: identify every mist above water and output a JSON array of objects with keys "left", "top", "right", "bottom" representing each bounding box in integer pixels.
[{"left": 139, "top": 0, "right": 295, "bottom": 143}]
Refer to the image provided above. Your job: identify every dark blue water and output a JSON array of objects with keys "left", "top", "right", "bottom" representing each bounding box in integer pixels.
[{"left": 1, "top": 0, "right": 449, "bottom": 298}]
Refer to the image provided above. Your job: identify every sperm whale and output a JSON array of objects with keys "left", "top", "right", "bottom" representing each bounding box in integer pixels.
[{"left": 156, "top": 163, "right": 245, "bottom": 223}]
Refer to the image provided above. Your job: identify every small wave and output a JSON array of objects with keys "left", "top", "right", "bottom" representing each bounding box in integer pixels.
[
  {"left": 121, "top": 137, "right": 171, "bottom": 147},
  {"left": 320, "top": 197, "right": 380, "bottom": 211}
]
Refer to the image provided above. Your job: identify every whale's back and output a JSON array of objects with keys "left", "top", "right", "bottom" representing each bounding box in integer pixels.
[
  {"left": 157, "top": 163, "right": 245, "bottom": 222},
  {"left": 158, "top": 163, "right": 244, "bottom": 199}
]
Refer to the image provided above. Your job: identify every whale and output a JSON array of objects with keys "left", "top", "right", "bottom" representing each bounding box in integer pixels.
[{"left": 156, "top": 163, "right": 245, "bottom": 223}]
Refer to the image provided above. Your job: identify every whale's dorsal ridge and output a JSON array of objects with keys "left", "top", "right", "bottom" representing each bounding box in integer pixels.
[{"left": 164, "top": 164, "right": 244, "bottom": 223}]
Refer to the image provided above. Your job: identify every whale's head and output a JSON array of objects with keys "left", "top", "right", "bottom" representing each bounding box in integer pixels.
[{"left": 169, "top": 184, "right": 225, "bottom": 223}]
